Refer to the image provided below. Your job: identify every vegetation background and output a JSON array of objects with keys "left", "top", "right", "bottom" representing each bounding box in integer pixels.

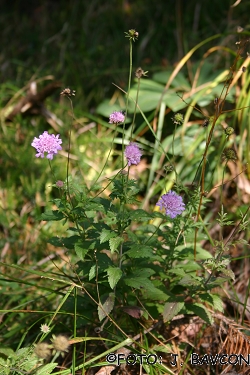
[
  {"left": 1, "top": 0, "right": 249, "bottom": 109},
  {"left": 0, "top": 0, "right": 250, "bottom": 374}
]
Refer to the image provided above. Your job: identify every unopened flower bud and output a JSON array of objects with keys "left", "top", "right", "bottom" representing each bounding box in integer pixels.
[
  {"left": 225, "top": 127, "right": 234, "bottom": 136},
  {"left": 125, "top": 29, "right": 139, "bottom": 42},
  {"left": 164, "top": 164, "right": 174, "bottom": 173},
  {"left": 172, "top": 113, "right": 184, "bottom": 125},
  {"left": 222, "top": 148, "right": 237, "bottom": 162}
]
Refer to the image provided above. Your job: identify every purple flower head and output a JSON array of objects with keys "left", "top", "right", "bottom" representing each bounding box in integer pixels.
[
  {"left": 109, "top": 111, "right": 125, "bottom": 124},
  {"left": 156, "top": 190, "right": 185, "bottom": 219},
  {"left": 31, "top": 131, "right": 62, "bottom": 160},
  {"left": 56, "top": 180, "right": 64, "bottom": 188},
  {"left": 125, "top": 142, "right": 142, "bottom": 166}
]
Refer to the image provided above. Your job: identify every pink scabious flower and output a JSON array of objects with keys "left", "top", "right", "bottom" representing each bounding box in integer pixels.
[
  {"left": 109, "top": 111, "right": 125, "bottom": 124},
  {"left": 56, "top": 180, "right": 64, "bottom": 188},
  {"left": 31, "top": 131, "right": 62, "bottom": 160},
  {"left": 156, "top": 190, "right": 185, "bottom": 219},
  {"left": 125, "top": 142, "right": 142, "bottom": 166}
]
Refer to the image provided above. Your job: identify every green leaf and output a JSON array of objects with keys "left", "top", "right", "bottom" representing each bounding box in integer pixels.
[
  {"left": 129, "top": 209, "right": 153, "bottom": 221},
  {"left": 0, "top": 358, "right": 6, "bottom": 372},
  {"left": 107, "top": 267, "right": 123, "bottom": 289},
  {"left": 169, "top": 268, "right": 186, "bottom": 277},
  {"left": 98, "top": 293, "right": 115, "bottom": 321},
  {"left": 124, "top": 277, "right": 167, "bottom": 300},
  {"left": 206, "top": 277, "right": 230, "bottom": 287},
  {"left": 104, "top": 211, "right": 118, "bottom": 226},
  {"left": 186, "top": 303, "right": 213, "bottom": 324},
  {"left": 199, "top": 293, "right": 224, "bottom": 312},
  {"left": 142, "top": 285, "right": 168, "bottom": 301},
  {"left": 210, "top": 294, "right": 224, "bottom": 312},
  {"left": 163, "top": 301, "right": 184, "bottom": 322},
  {"left": 84, "top": 201, "right": 106, "bottom": 213},
  {"left": 132, "top": 268, "right": 156, "bottom": 278},
  {"left": 151, "top": 211, "right": 167, "bottom": 219},
  {"left": 0, "top": 347, "right": 14, "bottom": 358},
  {"left": 177, "top": 275, "right": 202, "bottom": 287},
  {"left": 48, "top": 235, "right": 80, "bottom": 249},
  {"left": 174, "top": 244, "right": 213, "bottom": 260},
  {"left": 128, "top": 79, "right": 183, "bottom": 112},
  {"left": 125, "top": 245, "right": 153, "bottom": 259},
  {"left": 89, "top": 265, "right": 96, "bottom": 281},
  {"left": 177, "top": 261, "right": 203, "bottom": 272},
  {"left": 35, "top": 363, "right": 58, "bottom": 375},
  {"left": 152, "top": 344, "right": 173, "bottom": 354},
  {"left": 100, "top": 229, "right": 116, "bottom": 244},
  {"left": 219, "top": 268, "right": 235, "bottom": 281},
  {"left": 124, "top": 276, "right": 151, "bottom": 289},
  {"left": 136, "top": 224, "right": 159, "bottom": 233},
  {"left": 41, "top": 210, "right": 64, "bottom": 221},
  {"left": 74, "top": 241, "right": 90, "bottom": 261},
  {"left": 96, "top": 252, "right": 113, "bottom": 269},
  {"left": 84, "top": 210, "right": 97, "bottom": 218},
  {"left": 153, "top": 69, "right": 190, "bottom": 89},
  {"left": 89, "top": 253, "right": 113, "bottom": 280},
  {"left": 126, "top": 229, "right": 138, "bottom": 242},
  {"left": 109, "top": 237, "right": 123, "bottom": 254}
]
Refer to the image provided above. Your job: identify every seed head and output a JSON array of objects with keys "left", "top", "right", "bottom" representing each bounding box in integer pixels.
[
  {"left": 51, "top": 335, "right": 70, "bottom": 353},
  {"left": 135, "top": 67, "right": 148, "bottom": 78},
  {"left": 60, "top": 88, "right": 76, "bottom": 97},
  {"left": 164, "top": 164, "right": 174, "bottom": 173},
  {"left": 34, "top": 343, "right": 51, "bottom": 359},
  {"left": 222, "top": 148, "right": 237, "bottom": 162}
]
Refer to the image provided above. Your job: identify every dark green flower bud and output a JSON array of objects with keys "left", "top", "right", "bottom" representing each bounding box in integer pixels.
[{"left": 225, "top": 127, "right": 234, "bottom": 136}]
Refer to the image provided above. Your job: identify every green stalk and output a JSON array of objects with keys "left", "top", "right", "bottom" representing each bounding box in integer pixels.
[
  {"left": 130, "top": 75, "right": 140, "bottom": 140},
  {"left": 122, "top": 37, "right": 133, "bottom": 169}
]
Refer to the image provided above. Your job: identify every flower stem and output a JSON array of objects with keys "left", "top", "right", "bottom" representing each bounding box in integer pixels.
[{"left": 122, "top": 38, "right": 133, "bottom": 169}]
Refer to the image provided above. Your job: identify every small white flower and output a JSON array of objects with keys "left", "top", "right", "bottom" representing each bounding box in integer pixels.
[{"left": 40, "top": 323, "right": 50, "bottom": 333}]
